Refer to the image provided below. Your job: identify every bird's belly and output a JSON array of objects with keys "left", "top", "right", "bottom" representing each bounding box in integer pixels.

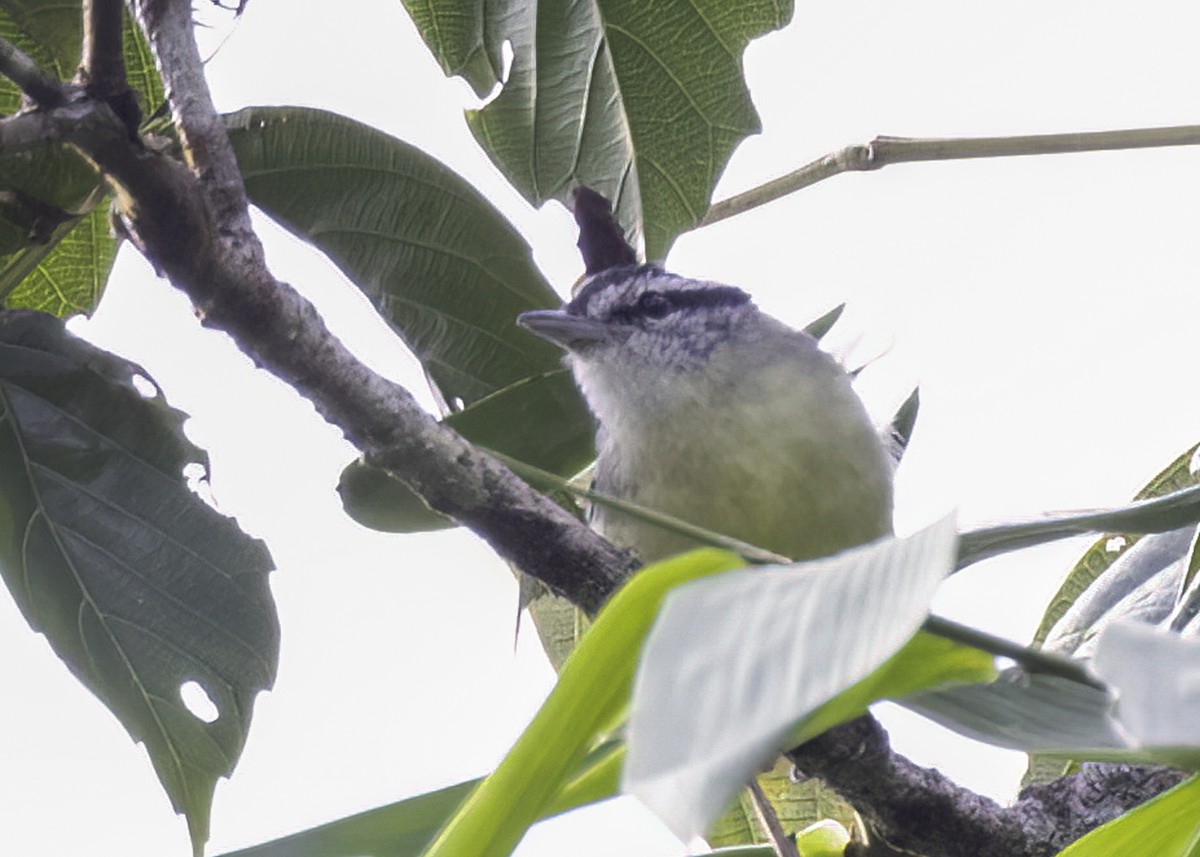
[{"left": 593, "top": 410, "right": 893, "bottom": 563}]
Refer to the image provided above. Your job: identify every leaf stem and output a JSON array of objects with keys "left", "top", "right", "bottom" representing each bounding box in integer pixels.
[
  {"left": 701, "top": 125, "right": 1200, "bottom": 226},
  {"left": 956, "top": 484, "right": 1200, "bottom": 570},
  {"left": 747, "top": 778, "right": 800, "bottom": 857},
  {"left": 922, "top": 615, "right": 1105, "bottom": 690}
]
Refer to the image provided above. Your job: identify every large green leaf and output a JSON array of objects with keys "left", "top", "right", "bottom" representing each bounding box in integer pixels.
[
  {"left": 0, "top": 4, "right": 164, "bottom": 316},
  {"left": 401, "top": 0, "right": 793, "bottom": 260},
  {"left": 0, "top": 311, "right": 279, "bottom": 855},
  {"left": 226, "top": 106, "right": 597, "bottom": 532},
  {"left": 226, "top": 105, "right": 567, "bottom": 408}
]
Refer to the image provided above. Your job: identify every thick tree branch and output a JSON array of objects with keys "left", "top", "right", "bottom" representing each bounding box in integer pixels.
[
  {"left": 789, "top": 715, "right": 1184, "bottom": 857},
  {"left": 701, "top": 125, "right": 1200, "bottom": 226}
]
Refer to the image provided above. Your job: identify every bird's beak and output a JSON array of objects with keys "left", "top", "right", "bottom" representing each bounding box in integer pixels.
[{"left": 517, "top": 309, "right": 612, "bottom": 349}]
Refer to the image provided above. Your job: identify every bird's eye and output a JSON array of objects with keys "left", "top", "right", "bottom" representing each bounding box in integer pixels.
[{"left": 637, "top": 291, "right": 672, "bottom": 319}]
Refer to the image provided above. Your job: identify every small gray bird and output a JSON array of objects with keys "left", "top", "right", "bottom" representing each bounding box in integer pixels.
[{"left": 518, "top": 263, "right": 894, "bottom": 563}]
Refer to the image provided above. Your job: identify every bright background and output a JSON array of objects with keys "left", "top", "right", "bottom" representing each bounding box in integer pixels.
[{"left": 4, "top": 1, "right": 1200, "bottom": 855}]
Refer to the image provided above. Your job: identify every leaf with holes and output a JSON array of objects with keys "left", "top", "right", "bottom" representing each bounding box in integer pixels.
[
  {"left": 0, "top": 311, "right": 279, "bottom": 855},
  {"left": 401, "top": 0, "right": 793, "bottom": 260}
]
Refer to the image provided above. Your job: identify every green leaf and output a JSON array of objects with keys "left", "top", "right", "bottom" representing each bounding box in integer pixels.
[
  {"left": 215, "top": 780, "right": 478, "bottom": 857},
  {"left": 1033, "top": 444, "right": 1200, "bottom": 645},
  {"left": 218, "top": 741, "right": 626, "bottom": 857},
  {"left": 226, "top": 105, "right": 568, "bottom": 407},
  {"left": 624, "top": 519, "right": 960, "bottom": 841},
  {"left": 423, "top": 548, "right": 746, "bottom": 857},
  {"left": 401, "top": 0, "right": 793, "bottom": 260},
  {"left": 1054, "top": 776, "right": 1200, "bottom": 857},
  {"left": 4, "top": 205, "right": 118, "bottom": 316},
  {"left": 337, "top": 458, "right": 455, "bottom": 533},
  {"left": 0, "top": 311, "right": 279, "bottom": 854}
]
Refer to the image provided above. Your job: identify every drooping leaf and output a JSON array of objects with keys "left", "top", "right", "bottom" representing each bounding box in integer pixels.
[
  {"left": 1040, "top": 526, "right": 1193, "bottom": 658},
  {"left": 624, "top": 518, "right": 959, "bottom": 842},
  {"left": 0, "top": 311, "right": 279, "bottom": 853},
  {"left": 0, "top": 5, "right": 163, "bottom": 316},
  {"left": 1033, "top": 444, "right": 1200, "bottom": 645},
  {"left": 1053, "top": 776, "right": 1200, "bottom": 857},
  {"left": 904, "top": 670, "right": 1127, "bottom": 758},
  {"left": 226, "top": 106, "right": 568, "bottom": 408},
  {"left": 906, "top": 620, "right": 1200, "bottom": 773},
  {"left": 401, "top": 0, "right": 793, "bottom": 260}
]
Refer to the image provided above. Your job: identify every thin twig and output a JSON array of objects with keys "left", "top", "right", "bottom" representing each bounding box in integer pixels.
[
  {"left": 496, "top": 454, "right": 790, "bottom": 565},
  {"left": 702, "top": 125, "right": 1200, "bottom": 226},
  {"left": 747, "top": 778, "right": 801, "bottom": 857},
  {"left": 0, "top": 35, "right": 67, "bottom": 107}
]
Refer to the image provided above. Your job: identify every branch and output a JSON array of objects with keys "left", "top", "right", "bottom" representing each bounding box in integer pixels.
[
  {"left": 701, "top": 125, "right": 1200, "bottom": 226},
  {"left": 79, "top": 0, "right": 140, "bottom": 137},
  {"left": 0, "top": 34, "right": 68, "bottom": 107},
  {"left": 81, "top": 0, "right": 126, "bottom": 97},
  {"left": 788, "top": 715, "right": 1184, "bottom": 857}
]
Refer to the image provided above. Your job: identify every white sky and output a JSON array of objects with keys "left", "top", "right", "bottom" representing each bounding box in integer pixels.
[{"left": 4, "top": 1, "right": 1200, "bottom": 855}]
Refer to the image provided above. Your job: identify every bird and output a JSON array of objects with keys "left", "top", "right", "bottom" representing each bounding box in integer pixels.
[{"left": 516, "top": 190, "right": 894, "bottom": 564}]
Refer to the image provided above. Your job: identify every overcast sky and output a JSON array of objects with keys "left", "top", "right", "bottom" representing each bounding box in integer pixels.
[{"left": 4, "top": 2, "right": 1200, "bottom": 856}]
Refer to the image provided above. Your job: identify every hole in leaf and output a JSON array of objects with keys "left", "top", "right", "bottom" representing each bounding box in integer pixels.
[
  {"left": 476, "top": 40, "right": 514, "bottom": 108},
  {"left": 450, "top": 396, "right": 465, "bottom": 412},
  {"left": 499, "top": 39, "right": 514, "bottom": 84},
  {"left": 1106, "top": 536, "right": 1127, "bottom": 553},
  {"left": 180, "top": 681, "right": 220, "bottom": 723},
  {"left": 184, "top": 461, "right": 219, "bottom": 510},
  {"left": 130, "top": 374, "right": 158, "bottom": 398}
]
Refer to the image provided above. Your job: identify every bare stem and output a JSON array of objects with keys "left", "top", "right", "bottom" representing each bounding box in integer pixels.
[
  {"left": 702, "top": 125, "right": 1200, "bottom": 226},
  {"left": 747, "top": 778, "right": 800, "bottom": 857}
]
